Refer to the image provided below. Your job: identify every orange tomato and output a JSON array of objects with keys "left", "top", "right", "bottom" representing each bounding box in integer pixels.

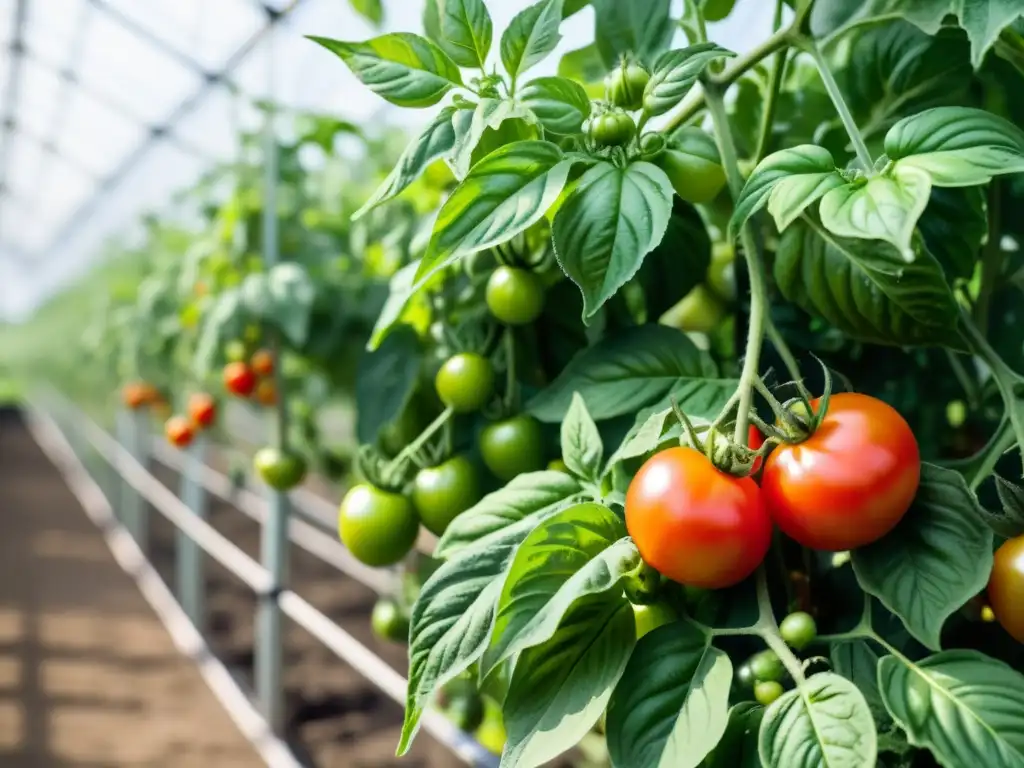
[
  {"left": 988, "top": 535, "right": 1024, "bottom": 642},
  {"left": 254, "top": 379, "right": 277, "bottom": 406},
  {"left": 760, "top": 393, "right": 920, "bottom": 551},
  {"left": 165, "top": 415, "right": 195, "bottom": 448},
  {"left": 187, "top": 393, "right": 217, "bottom": 429},
  {"left": 251, "top": 349, "right": 274, "bottom": 377}
]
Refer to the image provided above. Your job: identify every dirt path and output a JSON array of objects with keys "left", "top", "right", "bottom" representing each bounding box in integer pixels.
[{"left": 0, "top": 408, "right": 261, "bottom": 768}]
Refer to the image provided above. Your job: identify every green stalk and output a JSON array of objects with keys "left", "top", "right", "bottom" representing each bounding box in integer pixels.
[
  {"left": 704, "top": 82, "right": 770, "bottom": 444},
  {"left": 802, "top": 40, "right": 874, "bottom": 173},
  {"left": 385, "top": 406, "right": 455, "bottom": 480}
]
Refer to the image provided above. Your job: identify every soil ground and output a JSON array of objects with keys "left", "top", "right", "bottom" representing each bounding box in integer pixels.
[{"left": 0, "top": 409, "right": 260, "bottom": 767}]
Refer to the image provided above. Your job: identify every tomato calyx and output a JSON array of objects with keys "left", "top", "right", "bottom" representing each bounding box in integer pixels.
[
  {"left": 668, "top": 398, "right": 767, "bottom": 478},
  {"left": 622, "top": 561, "right": 662, "bottom": 605}
]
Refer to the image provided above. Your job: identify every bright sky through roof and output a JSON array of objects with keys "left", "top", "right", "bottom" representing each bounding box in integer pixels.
[{"left": 0, "top": 0, "right": 773, "bottom": 322}]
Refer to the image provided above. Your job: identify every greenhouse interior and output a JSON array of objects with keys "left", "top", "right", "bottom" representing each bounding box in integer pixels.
[{"left": 3, "top": 0, "right": 1024, "bottom": 766}]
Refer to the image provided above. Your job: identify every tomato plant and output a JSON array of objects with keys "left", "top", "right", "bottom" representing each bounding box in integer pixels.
[{"left": 310, "top": 0, "right": 1024, "bottom": 763}]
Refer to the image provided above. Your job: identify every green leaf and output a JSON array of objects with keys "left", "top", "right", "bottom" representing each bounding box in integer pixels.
[
  {"left": 831, "top": 640, "right": 887, "bottom": 720},
  {"left": 700, "top": 703, "right": 764, "bottom": 768},
  {"left": 428, "top": 0, "right": 493, "bottom": 68},
  {"left": 842, "top": 22, "right": 973, "bottom": 144},
  {"left": 417, "top": 141, "right": 574, "bottom": 287},
  {"left": 484, "top": 503, "right": 635, "bottom": 673},
  {"left": 501, "top": 595, "right": 635, "bottom": 768},
  {"left": 606, "top": 621, "right": 733, "bottom": 768},
  {"left": 759, "top": 672, "right": 878, "bottom": 768},
  {"left": 450, "top": 98, "right": 539, "bottom": 178},
  {"left": 367, "top": 259, "right": 428, "bottom": 350},
  {"left": 774, "top": 216, "right": 959, "bottom": 347},
  {"left": 528, "top": 324, "right": 736, "bottom": 422},
  {"left": 561, "top": 392, "right": 604, "bottom": 480},
  {"left": 400, "top": 511, "right": 550, "bottom": 753},
  {"left": 818, "top": 165, "right": 932, "bottom": 260},
  {"left": 851, "top": 463, "right": 994, "bottom": 650},
  {"left": 501, "top": 0, "right": 564, "bottom": 80},
  {"left": 591, "top": 0, "right": 674, "bottom": 68},
  {"left": 348, "top": 0, "right": 383, "bottom": 26},
  {"left": 309, "top": 33, "right": 462, "bottom": 108},
  {"left": 731, "top": 146, "right": 844, "bottom": 235},
  {"left": 552, "top": 161, "right": 675, "bottom": 318},
  {"left": 990, "top": 475, "right": 1024, "bottom": 538},
  {"left": 643, "top": 43, "right": 735, "bottom": 117},
  {"left": 878, "top": 649, "right": 1024, "bottom": 767},
  {"left": 251, "top": 263, "right": 315, "bottom": 345},
  {"left": 355, "top": 325, "right": 422, "bottom": 445},
  {"left": 886, "top": 106, "right": 1024, "bottom": 186},
  {"left": 918, "top": 186, "right": 987, "bottom": 281},
  {"left": 193, "top": 289, "right": 243, "bottom": 377},
  {"left": 606, "top": 406, "right": 692, "bottom": 467},
  {"left": 811, "top": 0, "right": 1024, "bottom": 68},
  {"left": 558, "top": 43, "right": 606, "bottom": 98},
  {"left": 354, "top": 108, "right": 456, "bottom": 220},
  {"left": 636, "top": 198, "right": 712, "bottom": 321},
  {"left": 519, "top": 76, "right": 592, "bottom": 135},
  {"left": 435, "top": 470, "right": 582, "bottom": 558}
]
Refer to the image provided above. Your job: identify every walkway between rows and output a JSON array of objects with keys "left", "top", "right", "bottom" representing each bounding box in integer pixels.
[{"left": 0, "top": 408, "right": 261, "bottom": 767}]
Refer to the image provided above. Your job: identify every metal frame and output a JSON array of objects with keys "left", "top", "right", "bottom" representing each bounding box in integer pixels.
[{"left": 32, "top": 391, "right": 500, "bottom": 768}]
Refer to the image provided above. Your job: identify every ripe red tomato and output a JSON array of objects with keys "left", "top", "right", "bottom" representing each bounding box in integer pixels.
[
  {"left": 760, "top": 393, "right": 920, "bottom": 551},
  {"left": 251, "top": 349, "right": 274, "bottom": 377},
  {"left": 165, "top": 416, "right": 195, "bottom": 448},
  {"left": 988, "top": 535, "right": 1024, "bottom": 642},
  {"left": 748, "top": 424, "right": 765, "bottom": 473},
  {"left": 223, "top": 362, "right": 257, "bottom": 397},
  {"left": 625, "top": 446, "right": 771, "bottom": 589},
  {"left": 122, "top": 382, "right": 151, "bottom": 410},
  {"left": 188, "top": 393, "right": 216, "bottom": 429},
  {"left": 254, "top": 379, "right": 277, "bottom": 406}
]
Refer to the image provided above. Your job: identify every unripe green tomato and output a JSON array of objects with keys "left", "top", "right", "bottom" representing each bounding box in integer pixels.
[
  {"left": 750, "top": 649, "right": 785, "bottom": 682},
  {"left": 479, "top": 415, "right": 546, "bottom": 481},
  {"left": 703, "top": 0, "right": 737, "bottom": 22},
  {"left": 589, "top": 111, "right": 636, "bottom": 147},
  {"left": 735, "top": 663, "right": 755, "bottom": 688},
  {"left": 435, "top": 353, "right": 495, "bottom": 413},
  {"left": 338, "top": 484, "right": 420, "bottom": 567},
  {"left": 656, "top": 148, "right": 728, "bottom": 204},
  {"left": 225, "top": 339, "right": 247, "bottom": 362},
  {"left": 476, "top": 705, "right": 507, "bottom": 755},
  {"left": 253, "top": 447, "right": 308, "bottom": 491},
  {"left": 633, "top": 602, "right": 677, "bottom": 639},
  {"left": 755, "top": 680, "right": 784, "bottom": 706},
  {"left": 412, "top": 456, "right": 481, "bottom": 536},
  {"left": 707, "top": 241, "right": 736, "bottom": 302},
  {"left": 779, "top": 611, "right": 818, "bottom": 650},
  {"left": 659, "top": 284, "right": 728, "bottom": 335},
  {"left": 447, "top": 693, "right": 485, "bottom": 732},
  {"left": 371, "top": 598, "right": 410, "bottom": 642},
  {"left": 486, "top": 266, "right": 545, "bottom": 325},
  {"left": 606, "top": 61, "right": 650, "bottom": 110}
]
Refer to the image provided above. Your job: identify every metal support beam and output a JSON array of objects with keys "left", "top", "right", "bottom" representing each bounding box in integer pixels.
[
  {"left": 48, "top": 0, "right": 305, "bottom": 256},
  {"left": 0, "top": 0, "right": 31, "bottom": 244}
]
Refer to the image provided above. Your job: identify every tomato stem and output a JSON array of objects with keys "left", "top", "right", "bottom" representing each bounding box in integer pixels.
[
  {"left": 503, "top": 328, "right": 518, "bottom": 411},
  {"left": 754, "top": 567, "right": 806, "bottom": 684},
  {"left": 385, "top": 406, "right": 455, "bottom": 482},
  {"left": 801, "top": 40, "right": 875, "bottom": 174},
  {"left": 703, "top": 82, "right": 770, "bottom": 445}
]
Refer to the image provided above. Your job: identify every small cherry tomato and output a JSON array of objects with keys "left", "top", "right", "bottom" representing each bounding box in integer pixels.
[
  {"left": 988, "top": 535, "right": 1024, "bottom": 642},
  {"left": 633, "top": 602, "right": 677, "bottom": 640},
  {"left": 761, "top": 393, "right": 920, "bottom": 551},
  {"left": 755, "top": 680, "right": 784, "bottom": 706},
  {"left": 653, "top": 128, "right": 727, "bottom": 204},
  {"left": 122, "top": 382, "right": 152, "bottom": 410},
  {"left": 412, "top": 456, "right": 481, "bottom": 536},
  {"left": 735, "top": 664, "right": 755, "bottom": 689},
  {"left": 223, "top": 362, "right": 257, "bottom": 398},
  {"left": 605, "top": 60, "right": 650, "bottom": 110},
  {"left": 224, "top": 340, "right": 247, "bottom": 362},
  {"left": 165, "top": 416, "right": 195, "bottom": 448},
  {"left": 253, "top": 447, "right": 307, "bottom": 491},
  {"left": 779, "top": 611, "right": 817, "bottom": 650},
  {"left": 625, "top": 446, "right": 772, "bottom": 589},
  {"left": 338, "top": 484, "right": 419, "bottom": 567},
  {"left": 707, "top": 241, "right": 736, "bottom": 302},
  {"left": 750, "top": 650, "right": 785, "bottom": 682},
  {"left": 250, "top": 349, "right": 274, "bottom": 377},
  {"left": 254, "top": 379, "right": 277, "bottom": 406},
  {"left": 371, "top": 597, "right": 410, "bottom": 642},
  {"left": 486, "top": 266, "right": 545, "bottom": 326},
  {"left": 188, "top": 393, "right": 217, "bottom": 429},
  {"left": 435, "top": 353, "right": 495, "bottom": 413},
  {"left": 479, "top": 414, "right": 546, "bottom": 481},
  {"left": 589, "top": 111, "right": 636, "bottom": 147},
  {"left": 446, "top": 693, "right": 485, "bottom": 732}
]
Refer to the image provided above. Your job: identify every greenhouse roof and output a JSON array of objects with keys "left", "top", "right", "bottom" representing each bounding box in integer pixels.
[{"left": 0, "top": 0, "right": 771, "bottom": 321}]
